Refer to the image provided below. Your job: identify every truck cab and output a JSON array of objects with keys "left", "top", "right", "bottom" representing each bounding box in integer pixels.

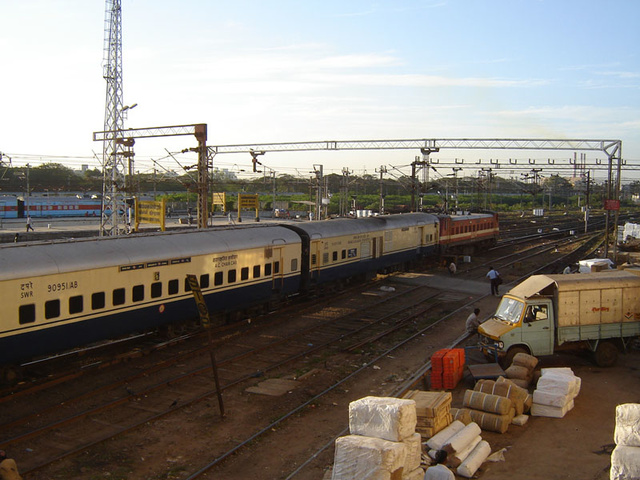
[{"left": 479, "top": 293, "right": 554, "bottom": 366}]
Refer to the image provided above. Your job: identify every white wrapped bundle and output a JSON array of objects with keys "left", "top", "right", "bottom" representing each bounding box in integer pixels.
[
  {"left": 402, "top": 433, "right": 422, "bottom": 472},
  {"left": 615, "top": 404, "right": 640, "bottom": 447},
  {"left": 443, "top": 422, "right": 482, "bottom": 454},
  {"left": 537, "top": 369, "right": 581, "bottom": 397},
  {"left": 426, "top": 420, "right": 465, "bottom": 450},
  {"left": 448, "top": 435, "right": 482, "bottom": 468},
  {"left": 349, "top": 396, "right": 417, "bottom": 442},
  {"left": 610, "top": 445, "right": 640, "bottom": 480},
  {"left": 331, "top": 435, "right": 406, "bottom": 480},
  {"left": 402, "top": 467, "right": 425, "bottom": 480},
  {"left": 532, "top": 390, "right": 571, "bottom": 408},
  {"left": 456, "top": 440, "right": 491, "bottom": 478},
  {"left": 531, "top": 399, "right": 574, "bottom": 418},
  {"left": 511, "top": 414, "right": 529, "bottom": 426}
]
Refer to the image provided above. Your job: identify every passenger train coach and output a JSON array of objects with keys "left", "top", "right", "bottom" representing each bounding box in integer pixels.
[{"left": 0, "top": 211, "right": 498, "bottom": 374}]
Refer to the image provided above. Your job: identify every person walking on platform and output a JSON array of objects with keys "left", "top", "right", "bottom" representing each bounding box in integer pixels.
[
  {"left": 0, "top": 450, "right": 22, "bottom": 480},
  {"left": 25, "top": 215, "right": 34, "bottom": 232},
  {"left": 448, "top": 261, "right": 457, "bottom": 276},
  {"left": 486, "top": 266, "right": 501, "bottom": 296}
]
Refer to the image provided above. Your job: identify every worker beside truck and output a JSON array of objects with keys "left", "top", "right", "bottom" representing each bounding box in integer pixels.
[{"left": 478, "top": 270, "right": 640, "bottom": 367}]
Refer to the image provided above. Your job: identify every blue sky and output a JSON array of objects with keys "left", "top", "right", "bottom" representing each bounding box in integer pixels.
[{"left": 1, "top": 0, "right": 638, "bottom": 182}]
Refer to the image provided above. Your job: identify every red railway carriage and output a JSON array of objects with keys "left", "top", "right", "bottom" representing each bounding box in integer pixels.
[{"left": 437, "top": 212, "right": 499, "bottom": 254}]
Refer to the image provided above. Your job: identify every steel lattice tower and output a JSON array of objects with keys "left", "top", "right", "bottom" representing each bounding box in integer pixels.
[{"left": 101, "top": 0, "right": 127, "bottom": 236}]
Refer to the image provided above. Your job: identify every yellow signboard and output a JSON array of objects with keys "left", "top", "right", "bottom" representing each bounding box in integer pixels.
[
  {"left": 238, "top": 194, "right": 259, "bottom": 209},
  {"left": 212, "top": 192, "right": 226, "bottom": 208},
  {"left": 135, "top": 198, "right": 166, "bottom": 231}
]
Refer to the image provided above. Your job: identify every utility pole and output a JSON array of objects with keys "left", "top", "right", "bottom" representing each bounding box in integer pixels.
[
  {"left": 313, "top": 164, "right": 323, "bottom": 220},
  {"left": 340, "top": 168, "right": 351, "bottom": 216},
  {"left": 377, "top": 165, "right": 387, "bottom": 215},
  {"left": 452, "top": 167, "right": 462, "bottom": 211}
]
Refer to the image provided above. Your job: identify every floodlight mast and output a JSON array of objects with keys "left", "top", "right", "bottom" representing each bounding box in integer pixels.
[{"left": 101, "top": 0, "right": 127, "bottom": 236}]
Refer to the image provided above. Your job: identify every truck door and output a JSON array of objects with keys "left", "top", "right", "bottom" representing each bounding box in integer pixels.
[{"left": 521, "top": 302, "right": 554, "bottom": 355}]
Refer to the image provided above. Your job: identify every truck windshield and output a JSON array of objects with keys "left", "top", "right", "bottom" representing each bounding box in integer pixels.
[{"left": 494, "top": 297, "right": 525, "bottom": 324}]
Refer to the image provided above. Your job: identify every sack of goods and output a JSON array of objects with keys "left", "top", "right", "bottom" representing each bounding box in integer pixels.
[
  {"left": 611, "top": 403, "right": 640, "bottom": 480},
  {"left": 331, "top": 396, "right": 424, "bottom": 479},
  {"left": 531, "top": 367, "right": 581, "bottom": 418},
  {"left": 504, "top": 352, "right": 539, "bottom": 389}
]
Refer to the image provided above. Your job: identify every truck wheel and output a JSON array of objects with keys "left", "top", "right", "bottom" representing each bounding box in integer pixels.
[
  {"left": 500, "top": 346, "right": 529, "bottom": 369},
  {"left": 594, "top": 341, "right": 618, "bottom": 367}
]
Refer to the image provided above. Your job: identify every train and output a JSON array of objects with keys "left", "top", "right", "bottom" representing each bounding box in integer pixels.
[
  {"left": 0, "top": 211, "right": 498, "bottom": 376},
  {"left": 0, "top": 195, "right": 102, "bottom": 219}
]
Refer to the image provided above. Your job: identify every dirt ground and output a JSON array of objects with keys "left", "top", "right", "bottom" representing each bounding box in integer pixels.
[{"left": 21, "top": 274, "right": 640, "bottom": 480}]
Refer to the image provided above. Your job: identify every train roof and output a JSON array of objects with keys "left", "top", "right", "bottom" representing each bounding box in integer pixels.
[
  {"left": 288, "top": 213, "right": 437, "bottom": 239},
  {"left": 441, "top": 212, "right": 496, "bottom": 221},
  {"left": 0, "top": 225, "right": 301, "bottom": 280}
]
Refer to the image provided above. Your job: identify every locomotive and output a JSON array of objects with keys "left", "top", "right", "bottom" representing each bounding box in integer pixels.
[{"left": 0, "top": 212, "right": 498, "bottom": 374}]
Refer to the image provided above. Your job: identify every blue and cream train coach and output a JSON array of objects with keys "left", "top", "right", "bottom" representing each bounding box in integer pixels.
[{"left": 0, "top": 212, "right": 494, "bottom": 368}]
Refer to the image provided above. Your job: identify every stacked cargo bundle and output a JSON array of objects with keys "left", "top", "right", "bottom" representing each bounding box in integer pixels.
[
  {"left": 457, "top": 389, "right": 515, "bottom": 433},
  {"left": 331, "top": 396, "right": 424, "bottom": 480},
  {"left": 611, "top": 403, "right": 640, "bottom": 480},
  {"left": 531, "top": 367, "right": 581, "bottom": 418},
  {"left": 430, "top": 348, "right": 465, "bottom": 390},
  {"left": 504, "top": 352, "right": 538, "bottom": 389},
  {"left": 424, "top": 420, "right": 493, "bottom": 478},
  {"left": 403, "top": 390, "right": 452, "bottom": 438}
]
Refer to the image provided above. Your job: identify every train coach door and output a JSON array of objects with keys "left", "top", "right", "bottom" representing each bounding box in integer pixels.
[
  {"left": 271, "top": 246, "right": 284, "bottom": 290},
  {"left": 371, "top": 236, "right": 383, "bottom": 259}
]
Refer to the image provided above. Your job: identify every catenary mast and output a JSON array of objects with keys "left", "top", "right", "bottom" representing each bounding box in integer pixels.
[{"left": 101, "top": 0, "right": 127, "bottom": 236}]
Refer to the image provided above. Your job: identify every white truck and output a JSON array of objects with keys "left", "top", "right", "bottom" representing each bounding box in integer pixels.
[{"left": 479, "top": 270, "right": 640, "bottom": 367}]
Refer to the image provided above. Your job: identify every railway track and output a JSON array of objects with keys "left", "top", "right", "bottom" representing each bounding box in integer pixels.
[
  {"left": 2, "top": 281, "right": 449, "bottom": 475},
  {"left": 3, "top": 228, "right": 621, "bottom": 479}
]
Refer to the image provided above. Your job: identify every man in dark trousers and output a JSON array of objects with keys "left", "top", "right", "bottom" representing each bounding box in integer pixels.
[{"left": 486, "top": 266, "right": 501, "bottom": 296}]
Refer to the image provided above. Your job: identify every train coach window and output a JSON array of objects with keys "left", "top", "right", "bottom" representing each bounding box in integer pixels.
[
  {"left": 45, "top": 300, "right": 61, "bottom": 319},
  {"left": 332, "top": 251, "right": 338, "bottom": 262},
  {"left": 214, "top": 271, "right": 223, "bottom": 286},
  {"left": 132, "top": 285, "right": 144, "bottom": 302},
  {"left": 19, "top": 304, "right": 36, "bottom": 324},
  {"left": 168, "top": 280, "right": 179, "bottom": 295},
  {"left": 151, "top": 282, "right": 162, "bottom": 298},
  {"left": 265, "top": 263, "right": 272, "bottom": 276},
  {"left": 184, "top": 278, "right": 192, "bottom": 292},
  {"left": 342, "top": 250, "right": 346, "bottom": 259},
  {"left": 241, "top": 267, "right": 249, "bottom": 281},
  {"left": 311, "top": 254, "right": 317, "bottom": 265},
  {"left": 253, "top": 265, "right": 261, "bottom": 279},
  {"left": 228, "top": 270, "right": 237, "bottom": 283},
  {"left": 113, "top": 288, "right": 125, "bottom": 305},
  {"left": 274, "top": 261, "right": 280, "bottom": 274},
  {"left": 291, "top": 258, "right": 298, "bottom": 271},
  {"left": 92, "top": 292, "right": 106, "bottom": 310},
  {"left": 200, "top": 274, "right": 210, "bottom": 289},
  {"left": 69, "top": 295, "right": 83, "bottom": 314}
]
